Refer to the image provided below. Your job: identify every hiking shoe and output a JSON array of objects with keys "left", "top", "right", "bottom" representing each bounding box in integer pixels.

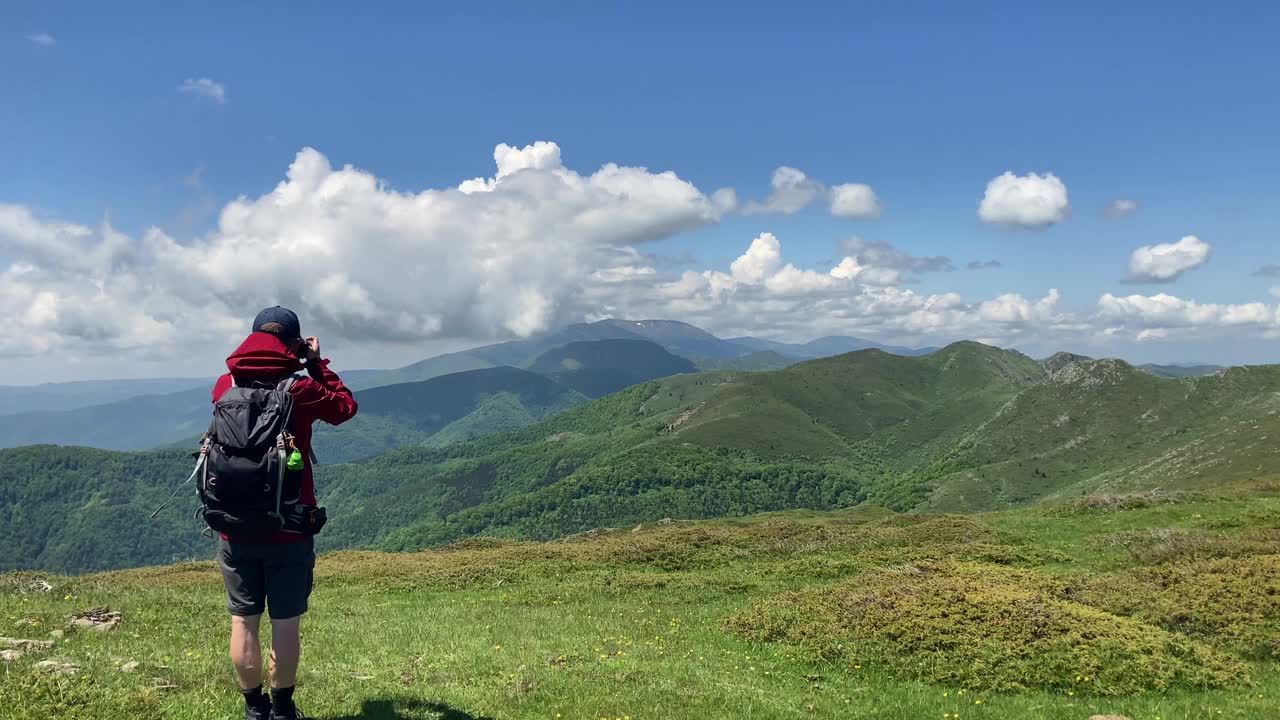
[
  {"left": 245, "top": 704, "right": 272, "bottom": 720},
  {"left": 269, "top": 707, "right": 306, "bottom": 720}
]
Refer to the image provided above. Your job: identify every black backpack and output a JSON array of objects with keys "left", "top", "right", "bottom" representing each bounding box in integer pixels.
[{"left": 196, "top": 376, "right": 304, "bottom": 537}]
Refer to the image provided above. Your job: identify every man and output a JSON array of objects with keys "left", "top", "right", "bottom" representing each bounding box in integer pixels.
[{"left": 212, "top": 307, "right": 358, "bottom": 720}]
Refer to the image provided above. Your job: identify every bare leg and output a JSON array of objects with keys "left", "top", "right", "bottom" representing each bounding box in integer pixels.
[
  {"left": 269, "top": 615, "right": 302, "bottom": 689},
  {"left": 230, "top": 614, "right": 263, "bottom": 690}
]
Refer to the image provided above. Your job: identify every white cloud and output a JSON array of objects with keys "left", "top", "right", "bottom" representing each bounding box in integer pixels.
[
  {"left": 1097, "top": 293, "right": 1278, "bottom": 335},
  {"left": 1272, "top": 287, "right": 1280, "bottom": 299},
  {"left": 1127, "top": 235, "right": 1211, "bottom": 283},
  {"left": 829, "top": 257, "right": 901, "bottom": 286},
  {"left": 830, "top": 183, "right": 881, "bottom": 219},
  {"left": 978, "top": 171, "right": 1070, "bottom": 228},
  {"left": 0, "top": 142, "right": 725, "bottom": 359},
  {"left": 25, "top": 32, "right": 56, "bottom": 47},
  {"left": 710, "top": 187, "right": 738, "bottom": 215},
  {"left": 742, "top": 167, "right": 824, "bottom": 215},
  {"left": 840, "top": 237, "right": 953, "bottom": 277},
  {"left": 178, "top": 77, "right": 227, "bottom": 104},
  {"left": 1104, "top": 199, "right": 1138, "bottom": 218},
  {"left": 729, "top": 232, "right": 784, "bottom": 283},
  {"left": 587, "top": 233, "right": 1279, "bottom": 349},
  {"left": 744, "top": 168, "right": 883, "bottom": 220},
  {"left": 585, "top": 232, "right": 1074, "bottom": 345}
]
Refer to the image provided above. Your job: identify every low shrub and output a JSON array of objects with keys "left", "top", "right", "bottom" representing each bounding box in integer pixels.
[
  {"left": 1048, "top": 490, "right": 1194, "bottom": 515},
  {"left": 726, "top": 561, "right": 1247, "bottom": 694},
  {"left": 1078, "top": 554, "right": 1280, "bottom": 660}
]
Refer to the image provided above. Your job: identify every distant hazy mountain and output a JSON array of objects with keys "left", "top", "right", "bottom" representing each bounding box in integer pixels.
[
  {"left": 314, "top": 366, "right": 587, "bottom": 462},
  {"left": 695, "top": 351, "right": 797, "bottom": 372},
  {"left": 355, "top": 366, "right": 585, "bottom": 435},
  {"left": 526, "top": 339, "right": 697, "bottom": 397},
  {"left": 359, "top": 319, "right": 747, "bottom": 389},
  {"left": 727, "top": 335, "right": 935, "bottom": 359},
  {"left": 587, "top": 319, "right": 747, "bottom": 360},
  {"left": 0, "top": 387, "right": 213, "bottom": 451},
  {"left": 0, "top": 377, "right": 210, "bottom": 416},
  {"left": 349, "top": 352, "right": 496, "bottom": 390},
  {"left": 0, "top": 365, "right": 586, "bottom": 459},
  {"left": 1139, "top": 363, "right": 1224, "bottom": 379},
  {"left": 361, "top": 320, "right": 935, "bottom": 390}
]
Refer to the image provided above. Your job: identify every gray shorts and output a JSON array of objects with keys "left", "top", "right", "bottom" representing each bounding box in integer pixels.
[{"left": 217, "top": 537, "right": 315, "bottom": 620}]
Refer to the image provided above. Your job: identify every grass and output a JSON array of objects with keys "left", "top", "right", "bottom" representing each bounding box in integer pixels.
[{"left": 5, "top": 485, "right": 1280, "bottom": 719}]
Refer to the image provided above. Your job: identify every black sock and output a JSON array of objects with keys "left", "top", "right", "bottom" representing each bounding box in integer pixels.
[
  {"left": 241, "top": 685, "right": 270, "bottom": 709},
  {"left": 271, "top": 686, "right": 296, "bottom": 713}
]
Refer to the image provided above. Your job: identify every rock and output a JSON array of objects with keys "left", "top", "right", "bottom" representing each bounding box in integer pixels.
[
  {"left": 70, "top": 607, "right": 122, "bottom": 632},
  {"left": 120, "top": 661, "right": 140, "bottom": 673},
  {"left": 49, "top": 630, "right": 64, "bottom": 639},
  {"left": 0, "top": 637, "right": 54, "bottom": 651},
  {"left": 6, "top": 577, "right": 53, "bottom": 594},
  {"left": 34, "top": 660, "right": 80, "bottom": 675},
  {"left": 0, "top": 649, "right": 23, "bottom": 662}
]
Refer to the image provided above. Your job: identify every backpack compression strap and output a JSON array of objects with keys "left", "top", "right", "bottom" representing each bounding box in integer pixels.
[{"left": 275, "top": 375, "right": 320, "bottom": 466}]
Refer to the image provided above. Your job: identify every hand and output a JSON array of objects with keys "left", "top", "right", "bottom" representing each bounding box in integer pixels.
[{"left": 302, "top": 336, "right": 321, "bottom": 361}]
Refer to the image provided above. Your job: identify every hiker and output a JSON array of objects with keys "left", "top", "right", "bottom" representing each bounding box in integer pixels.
[{"left": 207, "top": 307, "right": 358, "bottom": 720}]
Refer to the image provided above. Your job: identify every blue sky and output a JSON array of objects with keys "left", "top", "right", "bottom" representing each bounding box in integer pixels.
[{"left": 2, "top": 1, "right": 1279, "bottom": 383}]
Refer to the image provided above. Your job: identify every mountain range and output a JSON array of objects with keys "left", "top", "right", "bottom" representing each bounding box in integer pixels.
[
  {"left": 4, "top": 339, "right": 1276, "bottom": 574},
  {"left": 0, "top": 320, "right": 931, "bottom": 453}
]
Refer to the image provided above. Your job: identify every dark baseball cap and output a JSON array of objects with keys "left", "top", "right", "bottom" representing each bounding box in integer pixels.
[{"left": 252, "top": 306, "right": 302, "bottom": 340}]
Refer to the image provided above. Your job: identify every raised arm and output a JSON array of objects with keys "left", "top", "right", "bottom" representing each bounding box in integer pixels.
[{"left": 293, "top": 356, "right": 359, "bottom": 426}]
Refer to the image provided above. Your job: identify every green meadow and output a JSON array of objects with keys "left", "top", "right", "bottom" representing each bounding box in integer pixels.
[{"left": 4, "top": 481, "right": 1279, "bottom": 720}]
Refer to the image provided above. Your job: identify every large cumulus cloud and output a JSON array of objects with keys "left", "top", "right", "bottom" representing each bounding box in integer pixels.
[{"left": 0, "top": 142, "right": 728, "bottom": 358}]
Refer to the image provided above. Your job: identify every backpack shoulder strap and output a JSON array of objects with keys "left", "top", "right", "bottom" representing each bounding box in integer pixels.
[{"left": 276, "top": 374, "right": 302, "bottom": 393}]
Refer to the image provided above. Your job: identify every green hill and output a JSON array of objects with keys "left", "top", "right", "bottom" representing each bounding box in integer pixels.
[
  {"left": 345, "top": 343, "right": 1280, "bottom": 552},
  {"left": 0, "top": 446, "right": 200, "bottom": 573},
  {"left": 4, "top": 486, "right": 1280, "bottom": 719},
  {"left": 525, "top": 339, "right": 697, "bottom": 397},
  {"left": 914, "top": 359, "right": 1280, "bottom": 511}
]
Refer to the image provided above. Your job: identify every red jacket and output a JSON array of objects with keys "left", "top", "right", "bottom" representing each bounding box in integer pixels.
[{"left": 212, "top": 332, "right": 358, "bottom": 543}]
